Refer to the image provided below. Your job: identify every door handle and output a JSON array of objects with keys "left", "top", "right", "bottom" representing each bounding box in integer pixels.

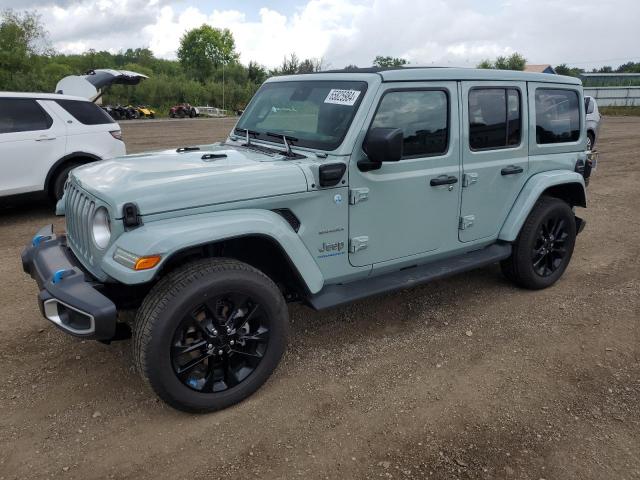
[
  {"left": 35, "top": 136, "right": 56, "bottom": 142},
  {"left": 501, "top": 165, "right": 523, "bottom": 176},
  {"left": 430, "top": 175, "right": 458, "bottom": 187}
]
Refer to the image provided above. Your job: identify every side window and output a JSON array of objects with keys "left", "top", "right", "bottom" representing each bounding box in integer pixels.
[
  {"left": 370, "top": 90, "right": 448, "bottom": 158},
  {"left": 468, "top": 88, "right": 521, "bottom": 150},
  {"left": 535, "top": 89, "right": 580, "bottom": 144},
  {"left": 55, "top": 99, "right": 115, "bottom": 125},
  {"left": 0, "top": 98, "right": 53, "bottom": 134}
]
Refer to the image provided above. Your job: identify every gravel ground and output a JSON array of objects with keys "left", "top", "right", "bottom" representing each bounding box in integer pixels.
[{"left": 0, "top": 117, "right": 638, "bottom": 480}]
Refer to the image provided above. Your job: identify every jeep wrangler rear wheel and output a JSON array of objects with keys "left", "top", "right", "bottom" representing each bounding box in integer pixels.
[
  {"left": 501, "top": 196, "right": 576, "bottom": 290},
  {"left": 133, "top": 258, "right": 288, "bottom": 412}
]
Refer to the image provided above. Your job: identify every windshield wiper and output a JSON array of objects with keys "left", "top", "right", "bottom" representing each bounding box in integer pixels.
[
  {"left": 267, "top": 132, "right": 299, "bottom": 157},
  {"left": 235, "top": 127, "right": 260, "bottom": 146}
]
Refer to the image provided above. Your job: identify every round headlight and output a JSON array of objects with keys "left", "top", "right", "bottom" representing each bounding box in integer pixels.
[{"left": 92, "top": 207, "right": 111, "bottom": 249}]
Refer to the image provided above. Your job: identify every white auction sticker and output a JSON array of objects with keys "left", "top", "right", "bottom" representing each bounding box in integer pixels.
[{"left": 324, "top": 89, "right": 361, "bottom": 106}]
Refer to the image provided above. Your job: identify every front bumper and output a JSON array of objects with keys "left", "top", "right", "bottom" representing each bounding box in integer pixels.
[{"left": 21, "top": 225, "right": 117, "bottom": 340}]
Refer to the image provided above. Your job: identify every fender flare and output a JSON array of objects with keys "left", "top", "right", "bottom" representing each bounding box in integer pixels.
[
  {"left": 45, "top": 152, "right": 102, "bottom": 192},
  {"left": 498, "top": 171, "right": 586, "bottom": 242},
  {"left": 101, "top": 209, "right": 325, "bottom": 293}
]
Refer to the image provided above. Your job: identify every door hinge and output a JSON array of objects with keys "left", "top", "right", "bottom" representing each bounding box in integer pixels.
[
  {"left": 349, "top": 236, "right": 369, "bottom": 253},
  {"left": 349, "top": 188, "right": 369, "bottom": 205},
  {"left": 459, "top": 215, "right": 475, "bottom": 230},
  {"left": 462, "top": 173, "right": 478, "bottom": 187}
]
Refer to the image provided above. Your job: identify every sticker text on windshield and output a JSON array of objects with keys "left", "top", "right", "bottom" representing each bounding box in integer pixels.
[{"left": 324, "top": 89, "right": 361, "bottom": 106}]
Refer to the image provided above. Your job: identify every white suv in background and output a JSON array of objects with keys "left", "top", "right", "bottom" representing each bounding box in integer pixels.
[
  {"left": 0, "top": 92, "right": 125, "bottom": 201},
  {"left": 585, "top": 95, "right": 601, "bottom": 151}
]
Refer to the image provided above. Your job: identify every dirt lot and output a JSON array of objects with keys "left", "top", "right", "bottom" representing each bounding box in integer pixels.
[{"left": 0, "top": 117, "right": 638, "bottom": 480}]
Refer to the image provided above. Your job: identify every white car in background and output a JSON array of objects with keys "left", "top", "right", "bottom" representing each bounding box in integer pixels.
[
  {"left": 0, "top": 92, "right": 125, "bottom": 201},
  {"left": 585, "top": 95, "right": 601, "bottom": 151}
]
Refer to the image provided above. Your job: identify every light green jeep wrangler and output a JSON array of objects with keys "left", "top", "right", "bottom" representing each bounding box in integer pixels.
[{"left": 22, "top": 67, "right": 596, "bottom": 412}]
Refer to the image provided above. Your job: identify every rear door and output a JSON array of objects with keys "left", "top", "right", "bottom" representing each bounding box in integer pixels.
[
  {"left": 459, "top": 81, "right": 529, "bottom": 242},
  {"left": 44, "top": 99, "right": 124, "bottom": 159},
  {"left": 348, "top": 82, "right": 461, "bottom": 267},
  {"left": 0, "top": 98, "right": 66, "bottom": 196}
]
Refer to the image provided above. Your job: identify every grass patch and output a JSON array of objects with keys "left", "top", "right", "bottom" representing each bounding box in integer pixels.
[{"left": 600, "top": 106, "right": 640, "bottom": 116}]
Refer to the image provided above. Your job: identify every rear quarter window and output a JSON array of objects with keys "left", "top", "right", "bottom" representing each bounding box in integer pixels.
[
  {"left": 535, "top": 89, "right": 580, "bottom": 144},
  {"left": 0, "top": 98, "right": 53, "bottom": 134},
  {"left": 56, "top": 99, "right": 115, "bottom": 125}
]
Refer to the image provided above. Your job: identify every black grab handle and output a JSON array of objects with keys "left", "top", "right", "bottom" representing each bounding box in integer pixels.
[
  {"left": 501, "top": 165, "right": 524, "bottom": 176},
  {"left": 430, "top": 175, "right": 458, "bottom": 186}
]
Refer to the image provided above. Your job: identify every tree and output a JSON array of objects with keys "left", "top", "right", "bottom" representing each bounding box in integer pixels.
[
  {"left": 247, "top": 61, "right": 267, "bottom": 84},
  {"left": 298, "top": 57, "right": 323, "bottom": 73},
  {"left": 177, "top": 25, "right": 238, "bottom": 82},
  {"left": 373, "top": 56, "right": 408, "bottom": 68},
  {"left": 0, "top": 9, "right": 49, "bottom": 89},
  {"left": 344, "top": 64, "right": 359, "bottom": 71},
  {"left": 617, "top": 62, "right": 640, "bottom": 73},
  {"left": 476, "top": 59, "right": 493, "bottom": 69},
  {"left": 555, "top": 64, "right": 584, "bottom": 77},
  {"left": 476, "top": 53, "right": 526, "bottom": 71}
]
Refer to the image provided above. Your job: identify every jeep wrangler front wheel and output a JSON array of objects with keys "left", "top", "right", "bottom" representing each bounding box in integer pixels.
[
  {"left": 133, "top": 258, "right": 288, "bottom": 412},
  {"left": 501, "top": 196, "right": 577, "bottom": 290}
]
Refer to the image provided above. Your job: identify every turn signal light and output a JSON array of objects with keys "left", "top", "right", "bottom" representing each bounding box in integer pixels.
[{"left": 134, "top": 255, "right": 162, "bottom": 270}]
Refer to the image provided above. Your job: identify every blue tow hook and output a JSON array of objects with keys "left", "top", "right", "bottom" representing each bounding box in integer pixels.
[
  {"left": 32, "top": 234, "right": 52, "bottom": 247},
  {"left": 52, "top": 269, "right": 74, "bottom": 284}
]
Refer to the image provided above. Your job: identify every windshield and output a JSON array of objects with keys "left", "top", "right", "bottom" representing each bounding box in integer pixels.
[{"left": 235, "top": 80, "right": 368, "bottom": 151}]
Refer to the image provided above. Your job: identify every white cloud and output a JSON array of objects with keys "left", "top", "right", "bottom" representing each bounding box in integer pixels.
[{"left": 25, "top": 0, "right": 640, "bottom": 70}]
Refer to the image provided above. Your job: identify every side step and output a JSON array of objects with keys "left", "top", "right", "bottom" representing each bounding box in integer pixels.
[{"left": 307, "top": 243, "right": 512, "bottom": 310}]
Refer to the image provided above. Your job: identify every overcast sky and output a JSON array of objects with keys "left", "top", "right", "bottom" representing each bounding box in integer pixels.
[{"left": 5, "top": 0, "right": 639, "bottom": 70}]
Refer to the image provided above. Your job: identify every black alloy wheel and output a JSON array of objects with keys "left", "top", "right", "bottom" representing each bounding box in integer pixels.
[
  {"left": 171, "top": 293, "right": 269, "bottom": 393},
  {"left": 133, "top": 258, "right": 288, "bottom": 412},
  {"left": 501, "top": 196, "right": 577, "bottom": 290},
  {"left": 531, "top": 215, "right": 570, "bottom": 277}
]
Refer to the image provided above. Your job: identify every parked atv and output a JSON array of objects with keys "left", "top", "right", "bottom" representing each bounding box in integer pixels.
[
  {"left": 136, "top": 105, "right": 155, "bottom": 119},
  {"left": 101, "top": 105, "right": 120, "bottom": 120},
  {"left": 124, "top": 105, "right": 140, "bottom": 120},
  {"left": 169, "top": 103, "right": 198, "bottom": 118}
]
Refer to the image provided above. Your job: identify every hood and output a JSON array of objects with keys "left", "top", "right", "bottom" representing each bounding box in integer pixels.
[
  {"left": 70, "top": 144, "right": 309, "bottom": 216},
  {"left": 55, "top": 69, "right": 149, "bottom": 102}
]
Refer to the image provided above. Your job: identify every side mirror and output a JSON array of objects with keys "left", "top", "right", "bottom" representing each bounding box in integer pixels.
[{"left": 360, "top": 128, "right": 403, "bottom": 171}]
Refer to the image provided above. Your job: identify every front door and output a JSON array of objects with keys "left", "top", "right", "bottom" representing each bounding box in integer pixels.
[
  {"left": 348, "top": 82, "right": 461, "bottom": 267},
  {"left": 0, "top": 98, "right": 66, "bottom": 196},
  {"left": 459, "top": 81, "right": 529, "bottom": 242}
]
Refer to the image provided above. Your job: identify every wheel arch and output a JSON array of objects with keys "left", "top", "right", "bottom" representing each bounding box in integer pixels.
[
  {"left": 45, "top": 152, "right": 101, "bottom": 194},
  {"left": 156, "top": 234, "right": 313, "bottom": 300},
  {"left": 100, "top": 209, "right": 325, "bottom": 297},
  {"left": 499, "top": 171, "right": 586, "bottom": 242}
]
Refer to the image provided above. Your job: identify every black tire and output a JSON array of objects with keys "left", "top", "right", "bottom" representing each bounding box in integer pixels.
[
  {"left": 501, "top": 196, "right": 576, "bottom": 290},
  {"left": 189, "top": 109, "right": 195, "bottom": 118},
  {"left": 133, "top": 258, "right": 289, "bottom": 413},
  {"left": 587, "top": 131, "right": 595, "bottom": 150},
  {"left": 50, "top": 162, "right": 82, "bottom": 202}
]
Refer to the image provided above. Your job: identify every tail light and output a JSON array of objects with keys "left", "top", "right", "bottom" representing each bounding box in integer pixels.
[{"left": 109, "top": 130, "right": 123, "bottom": 141}]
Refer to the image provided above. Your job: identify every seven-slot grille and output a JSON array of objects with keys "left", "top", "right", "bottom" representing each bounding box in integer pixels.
[{"left": 64, "top": 181, "right": 96, "bottom": 263}]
